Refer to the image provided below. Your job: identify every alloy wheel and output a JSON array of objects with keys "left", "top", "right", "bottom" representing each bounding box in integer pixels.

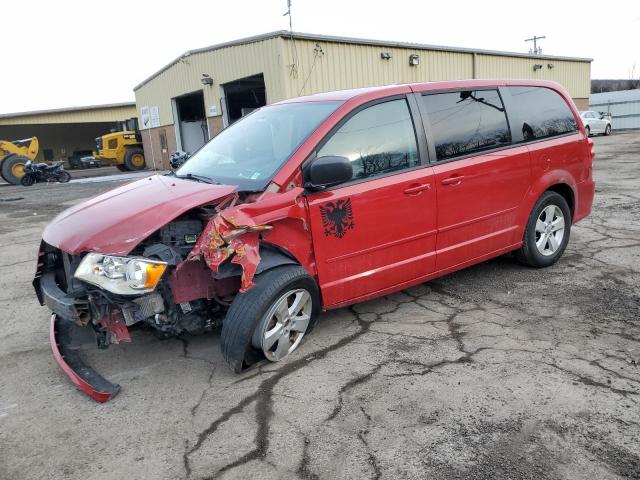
[
  {"left": 252, "top": 289, "right": 312, "bottom": 361},
  {"left": 535, "top": 205, "right": 565, "bottom": 256}
]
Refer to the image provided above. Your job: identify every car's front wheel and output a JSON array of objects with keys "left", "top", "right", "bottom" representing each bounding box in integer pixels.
[
  {"left": 515, "top": 191, "right": 571, "bottom": 268},
  {"left": 221, "top": 265, "right": 320, "bottom": 373}
]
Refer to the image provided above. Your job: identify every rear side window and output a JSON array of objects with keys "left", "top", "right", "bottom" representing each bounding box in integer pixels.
[
  {"left": 422, "top": 89, "right": 511, "bottom": 161},
  {"left": 506, "top": 86, "right": 577, "bottom": 141},
  {"left": 317, "top": 99, "right": 420, "bottom": 182}
]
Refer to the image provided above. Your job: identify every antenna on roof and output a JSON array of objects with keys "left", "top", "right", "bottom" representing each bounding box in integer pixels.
[
  {"left": 525, "top": 35, "right": 546, "bottom": 55},
  {"left": 283, "top": 0, "right": 293, "bottom": 32},
  {"left": 283, "top": 0, "right": 300, "bottom": 79}
]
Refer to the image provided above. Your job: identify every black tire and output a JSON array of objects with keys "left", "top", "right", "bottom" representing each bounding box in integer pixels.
[
  {"left": 1, "top": 154, "right": 30, "bottom": 185},
  {"left": 585, "top": 125, "right": 590, "bottom": 137},
  {"left": 605, "top": 124, "right": 611, "bottom": 136},
  {"left": 124, "top": 148, "right": 146, "bottom": 171},
  {"left": 115, "top": 164, "right": 128, "bottom": 172},
  {"left": 221, "top": 265, "right": 320, "bottom": 373},
  {"left": 20, "top": 174, "right": 34, "bottom": 187},
  {"left": 515, "top": 191, "right": 572, "bottom": 268},
  {"left": 56, "top": 171, "right": 71, "bottom": 183}
]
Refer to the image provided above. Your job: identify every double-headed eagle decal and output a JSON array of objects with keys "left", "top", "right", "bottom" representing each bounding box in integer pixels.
[{"left": 320, "top": 198, "right": 355, "bottom": 239}]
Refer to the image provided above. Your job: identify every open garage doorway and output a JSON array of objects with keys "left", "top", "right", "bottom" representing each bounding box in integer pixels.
[
  {"left": 173, "top": 91, "right": 208, "bottom": 154},
  {"left": 222, "top": 73, "right": 266, "bottom": 125}
]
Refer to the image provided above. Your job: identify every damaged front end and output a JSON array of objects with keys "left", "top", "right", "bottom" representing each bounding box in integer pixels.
[{"left": 35, "top": 184, "right": 311, "bottom": 402}]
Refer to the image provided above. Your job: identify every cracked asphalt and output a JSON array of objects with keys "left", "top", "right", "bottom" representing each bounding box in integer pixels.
[{"left": 1, "top": 132, "right": 639, "bottom": 480}]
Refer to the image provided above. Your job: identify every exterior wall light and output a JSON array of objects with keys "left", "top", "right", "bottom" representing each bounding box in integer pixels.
[
  {"left": 533, "top": 64, "right": 543, "bottom": 71},
  {"left": 381, "top": 52, "right": 392, "bottom": 60},
  {"left": 547, "top": 63, "right": 554, "bottom": 69},
  {"left": 201, "top": 74, "right": 214, "bottom": 86},
  {"left": 409, "top": 54, "right": 420, "bottom": 66}
]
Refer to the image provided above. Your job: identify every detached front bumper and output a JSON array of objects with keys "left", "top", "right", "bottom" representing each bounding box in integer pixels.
[
  {"left": 37, "top": 272, "right": 85, "bottom": 323},
  {"left": 50, "top": 314, "right": 120, "bottom": 403}
]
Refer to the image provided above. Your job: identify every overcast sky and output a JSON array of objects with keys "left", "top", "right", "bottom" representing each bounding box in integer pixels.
[{"left": 2, "top": 0, "right": 638, "bottom": 114}]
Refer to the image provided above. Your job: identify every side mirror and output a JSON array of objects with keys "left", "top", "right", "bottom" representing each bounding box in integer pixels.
[{"left": 305, "top": 155, "right": 352, "bottom": 190}]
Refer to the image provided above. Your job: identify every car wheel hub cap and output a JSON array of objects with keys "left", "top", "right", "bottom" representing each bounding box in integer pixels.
[
  {"left": 535, "top": 205, "right": 565, "bottom": 256},
  {"left": 252, "top": 289, "right": 312, "bottom": 361}
]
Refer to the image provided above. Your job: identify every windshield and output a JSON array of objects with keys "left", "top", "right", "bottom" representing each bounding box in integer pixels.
[{"left": 176, "top": 101, "right": 342, "bottom": 190}]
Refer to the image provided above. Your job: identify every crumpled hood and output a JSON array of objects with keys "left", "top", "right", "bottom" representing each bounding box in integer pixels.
[{"left": 43, "top": 174, "right": 237, "bottom": 256}]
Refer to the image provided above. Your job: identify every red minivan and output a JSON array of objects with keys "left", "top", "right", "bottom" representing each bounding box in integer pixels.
[{"left": 34, "top": 80, "right": 595, "bottom": 401}]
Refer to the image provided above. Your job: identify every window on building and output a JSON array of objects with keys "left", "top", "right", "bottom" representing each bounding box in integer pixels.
[
  {"left": 422, "top": 89, "right": 511, "bottom": 161},
  {"left": 317, "top": 99, "right": 420, "bottom": 183},
  {"left": 506, "top": 86, "right": 577, "bottom": 141}
]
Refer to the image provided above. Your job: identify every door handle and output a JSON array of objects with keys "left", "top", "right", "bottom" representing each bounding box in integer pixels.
[
  {"left": 441, "top": 175, "right": 465, "bottom": 186},
  {"left": 403, "top": 183, "right": 432, "bottom": 195}
]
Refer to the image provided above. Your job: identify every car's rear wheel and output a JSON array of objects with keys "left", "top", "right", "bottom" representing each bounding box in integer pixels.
[
  {"left": 515, "top": 191, "right": 571, "bottom": 268},
  {"left": 221, "top": 265, "right": 320, "bottom": 373},
  {"left": 605, "top": 124, "right": 611, "bottom": 136}
]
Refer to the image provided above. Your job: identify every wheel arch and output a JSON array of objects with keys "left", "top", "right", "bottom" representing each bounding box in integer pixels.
[
  {"left": 256, "top": 243, "right": 300, "bottom": 275},
  {"left": 514, "top": 172, "right": 578, "bottom": 244},
  {"left": 546, "top": 183, "right": 575, "bottom": 219}
]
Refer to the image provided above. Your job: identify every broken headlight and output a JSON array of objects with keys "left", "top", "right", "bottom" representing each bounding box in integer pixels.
[{"left": 74, "top": 253, "right": 167, "bottom": 295}]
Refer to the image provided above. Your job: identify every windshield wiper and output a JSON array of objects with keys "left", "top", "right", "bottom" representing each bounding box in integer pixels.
[{"left": 175, "top": 173, "right": 220, "bottom": 184}]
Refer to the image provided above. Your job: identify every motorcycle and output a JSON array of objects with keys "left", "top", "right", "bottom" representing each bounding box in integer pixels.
[
  {"left": 21, "top": 160, "right": 71, "bottom": 186},
  {"left": 169, "top": 150, "right": 190, "bottom": 170}
]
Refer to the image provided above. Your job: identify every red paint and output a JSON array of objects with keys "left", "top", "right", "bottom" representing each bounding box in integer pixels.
[
  {"left": 431, "top": 146, "right": 531, "bottom": 270},
  {"left": 306, "top": 168, "right": 437, "bottom": 306},
  {"left": 45, "top": 79, "right": 594, "bottom": 313},
  {"left": 99, "top": 309, "right": 131, "bottom": 344},
  {"left": 49, "top": 315, "right": 115, "bottom": 403},
  {"left": 43, "top": 174, "right": 236, "bottom": 256}
]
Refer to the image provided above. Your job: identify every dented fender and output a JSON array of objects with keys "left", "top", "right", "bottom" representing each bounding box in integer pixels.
[{"left": 187, "top": 187, "right": 315, "bottom": 291}]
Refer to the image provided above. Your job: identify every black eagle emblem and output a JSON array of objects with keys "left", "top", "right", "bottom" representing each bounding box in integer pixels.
[{"left": 319, "top": 198, "right": 355, "bottom": 239}]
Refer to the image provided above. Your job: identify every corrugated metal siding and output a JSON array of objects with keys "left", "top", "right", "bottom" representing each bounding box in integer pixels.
[
  {"left": 134, "top": 35, "right": 591, "bottom": 127},
  {"left": 475, "top": 54, "right": 591, "bottom": 98},
  {"left": 134, "top": 38, "right": 286, "bottom": 127},
  {"left": 0, "top": 104, "right": 138, "bottom": 126},
  {"left": 281, "top": 38, "right": 473, "bottom": 98},
  {"left": 590, "top": 90, "right": 640, "bottom": 130}
]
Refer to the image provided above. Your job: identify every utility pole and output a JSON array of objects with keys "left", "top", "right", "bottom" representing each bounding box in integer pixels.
[{"left": 525, "top": 35, "right": 546, "bottom": 55}]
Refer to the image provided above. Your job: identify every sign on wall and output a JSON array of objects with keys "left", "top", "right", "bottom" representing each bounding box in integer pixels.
[
  {"left": 150, "top": 106, "right": 160, "bottom": 128},
  {"left": 140, "top": 106, "right": 150, "bottom": 129},
  {"left": 140, "top": 105, "right": 160, "bottom": 129}
]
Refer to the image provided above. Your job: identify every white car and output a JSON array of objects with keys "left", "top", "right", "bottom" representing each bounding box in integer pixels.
[{"left": 580, "top": 110, "right": 612, "bottom": 136}]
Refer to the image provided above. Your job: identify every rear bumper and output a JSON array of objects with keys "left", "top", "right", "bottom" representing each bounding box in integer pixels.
[
  {"left": 50, "top": 314, "right": 120, "bottom": 403},
  {"left": 575, "top": 179, "right": 596, "bottom": 223}
]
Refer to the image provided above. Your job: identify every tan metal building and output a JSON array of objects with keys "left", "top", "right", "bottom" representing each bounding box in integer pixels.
[
  {"left": 134, "top": 31, "right": 592, "bottom": 169},
  {"left": 0, "top": 102, "right": 138, "bottom": 164}
]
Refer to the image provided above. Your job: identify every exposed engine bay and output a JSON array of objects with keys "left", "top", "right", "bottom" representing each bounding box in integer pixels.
[{"left": 34, "top": 181, "right": 310, "bottom": 401}]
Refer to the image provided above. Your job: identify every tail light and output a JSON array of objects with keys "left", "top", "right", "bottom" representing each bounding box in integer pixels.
[
  {"left": 584, "top": 137, "right": 595, "bottom": 180},
  {"left": 587, "top": 137, "right": 595, "bottom": 161}
]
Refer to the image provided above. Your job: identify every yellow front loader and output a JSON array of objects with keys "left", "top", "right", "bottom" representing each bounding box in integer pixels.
[
  {"left": 0, "top": 137, "right": 39, "bottom": 185},
  {"left": 94, "top": 131, "right": 146, "bottom": 172}
]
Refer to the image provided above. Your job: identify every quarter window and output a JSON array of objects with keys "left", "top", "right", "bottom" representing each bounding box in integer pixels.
[
  {"left": 422, "top": 89, "right": 511, "bottom": 161},
  {"left": 316, "top": 99, "right": 420, "bottom": 183},
  {"left": 506, "top": 86, "right": 577, "bottom": 141}
]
